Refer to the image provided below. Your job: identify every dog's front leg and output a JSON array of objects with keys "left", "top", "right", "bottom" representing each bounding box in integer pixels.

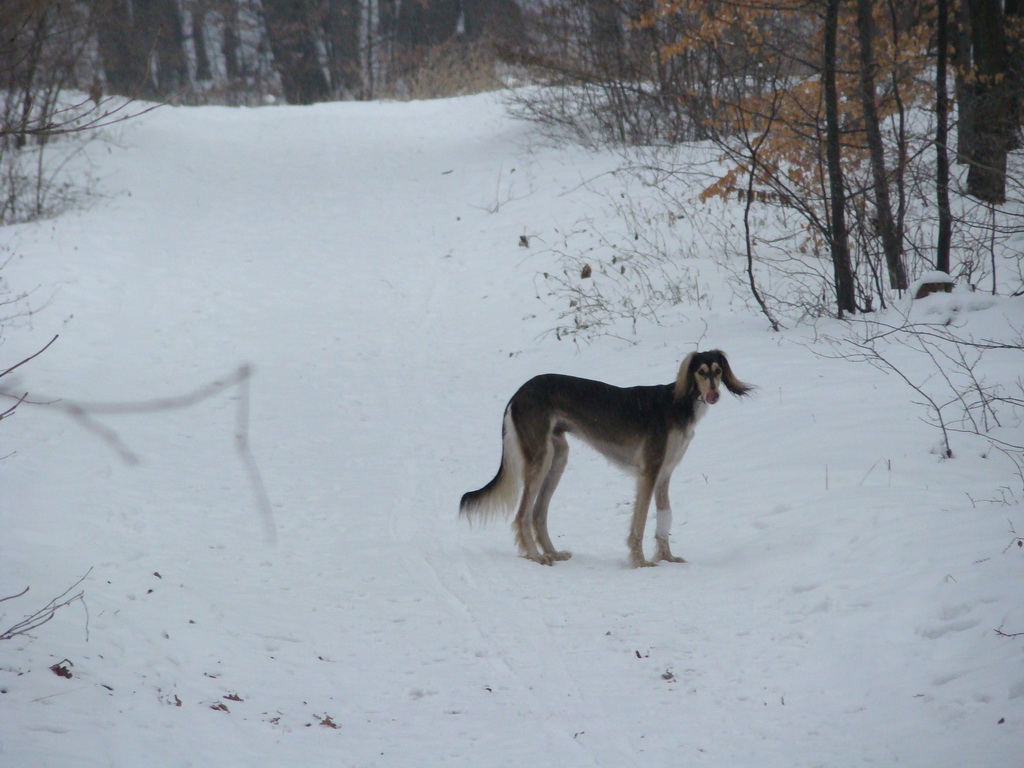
[
  {"left": 653, "top": 479, "right": 686, "bottom": 564},
  {"left": 627, "top": 476, "right": 657, "bottom": 568}
]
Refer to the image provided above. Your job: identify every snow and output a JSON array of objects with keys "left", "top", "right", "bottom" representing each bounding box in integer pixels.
[{"left": 2, "top": 92, "right": 1023, "bottom": 767}]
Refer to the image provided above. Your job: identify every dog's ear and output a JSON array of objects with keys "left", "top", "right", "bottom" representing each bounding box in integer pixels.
[
  {"left": 713, "top": 351, "right": 754, "bottom": 397},
  {"left": 673, "top": 352, "right": 697, "bottom": 400}
]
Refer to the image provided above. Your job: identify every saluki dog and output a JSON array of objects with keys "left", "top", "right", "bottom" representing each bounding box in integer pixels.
[{"left": 460, "top": 351, "right": 752, "bottom": 568}]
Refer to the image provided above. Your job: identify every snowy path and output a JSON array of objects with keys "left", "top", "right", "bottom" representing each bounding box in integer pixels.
[{"left": 2, "top": 94, "right": 1022, "bottom": 767}]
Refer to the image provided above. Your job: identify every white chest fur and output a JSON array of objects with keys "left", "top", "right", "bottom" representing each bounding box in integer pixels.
[{"left": 661, "top": 428, "right": 694, "bottom": 477}]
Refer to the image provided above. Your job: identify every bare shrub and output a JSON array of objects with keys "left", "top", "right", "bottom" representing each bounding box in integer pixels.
[
  {"left": 386, "top": 39, "right": 506, "bottom": 101},
  {"left": 819, "top": 307, "right": 1024, "bottom": 485},
  {"left": 1, "top": 1, "right": 153, "bottom": 225},
  {"left": 537, "top": 182, "right": 711, "bottom": 343},
  {"left": 502, "top": 0, "right": 710, "bottom": 146},
  {"left": 1, "top": 568, "right": 91, "bottom": 642}
]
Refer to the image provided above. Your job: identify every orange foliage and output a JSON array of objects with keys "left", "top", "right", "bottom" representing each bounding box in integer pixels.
[{"left": 638, "top": 0, "right": 937, "bottom": 205}]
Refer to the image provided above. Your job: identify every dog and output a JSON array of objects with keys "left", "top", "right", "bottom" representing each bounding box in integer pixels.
[{"left": 460, "top": 351, "right": 752, "bottom": 568}]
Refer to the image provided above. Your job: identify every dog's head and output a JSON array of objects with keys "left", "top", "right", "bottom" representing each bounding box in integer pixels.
[{"left": 674, "top": 350, "right": 753, "bottom": 404}]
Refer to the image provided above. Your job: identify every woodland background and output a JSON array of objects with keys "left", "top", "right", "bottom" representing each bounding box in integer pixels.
[{"left": 1, "top": 0, "right": 1022, "bottom": 326}]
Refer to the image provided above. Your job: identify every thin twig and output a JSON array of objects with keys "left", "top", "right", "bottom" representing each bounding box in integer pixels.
[
  {"left": 0, "top": 586, "right": 30, "bottom": 604},
  {"left": 994, "top": 627, "right": 1024, "bottom": 639},
  {"left": 1, "top": 568, "right": 92, "bottom": 641},
  {"left": 0, "top": 334, "right": 59, "bottom": 378},
  {"left": 0, "top": 392, "right": 29, "bottom": 421}
]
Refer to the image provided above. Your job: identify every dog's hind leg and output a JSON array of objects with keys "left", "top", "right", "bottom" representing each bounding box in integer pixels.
[
  {"left": 513, "top": 449, "right": 553, "bottom": 564},
  {"left": 531, "top": 432, "right": 572, "bottom": 562},
  {"left": 652, "top": 477, "right": 686, "bottom": 563},
  {"left": 627, "top": 474, "right": 657, "bottom": 568}
]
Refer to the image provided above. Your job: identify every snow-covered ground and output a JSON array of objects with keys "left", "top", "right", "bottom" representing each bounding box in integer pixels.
[{"left": 2, "top": 93, "right": 1022, "bottom": 767}]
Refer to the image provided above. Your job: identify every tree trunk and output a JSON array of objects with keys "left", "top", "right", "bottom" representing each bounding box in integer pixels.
[
  {"left": 93, "top": 0, "right": 149, "bottom": 96},
  {"left": 192, "top": 0, "right": 212, "bottom": 83},
  {"left": 1006, "top": 0, "right": 1023, "bottom": 146},
  {"left": 263, "top": 0, "right": 331, "bottom": 104},
  {"left": 589, "top": 0, "right": 623, "bottom": 76},
  {"left": 824, "top": 0, "right": 856, "bottom": 316},
  {"left": 324, "top": 0, "right": 362, "bottom": 98},
  {"left": 371, "top": 0, "right": 399, "bottom": 97},
  {"left": 964, "top": 0, "right": 1010, "bottom": 203},
  {"left": 7, "top": 4, "right": 47, "bottom": 149},
  {"left": 952, "top": 0, "right": 975, "bottom": 164},
  {"left": 462, "top": 0, "right": 523, "bottom": 44},
  {"left": 222, "top": 0, "right": 240, "bottom": 83},
  {"left": 395, "top": 0, "right": 459, "bottom": 51},
  {"left": 936, "top": 0, "right": 953, "bottom": 273},
  {"left": 94, "top": 0, "right": 187, "bottom": 98},
  {"left": 855, "top": 0, "right": 907, "bottom": 290},
  {"left": 139, "top": 0, "right": 188, "bottom": 96}
]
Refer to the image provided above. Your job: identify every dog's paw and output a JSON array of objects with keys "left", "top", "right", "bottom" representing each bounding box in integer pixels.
[
  {"left": 656, "top": 552, "right": 686, "bottom": 564},
  {"left": 654, "top": 538, "right": 686, "bottom": 564},
  {"left": 527, "top": 553, "right": 556, "bottom": 566},
  {"left": 551, "top": 550, "right": 572, "bottom": 561},
  {"left": 629, "top": 553, "right": 657, "bottom": 568}
]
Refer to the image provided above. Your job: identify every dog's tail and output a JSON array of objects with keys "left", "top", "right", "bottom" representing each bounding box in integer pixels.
[{"left": 460, "top": 406, "right": 523, "bottom": 524}]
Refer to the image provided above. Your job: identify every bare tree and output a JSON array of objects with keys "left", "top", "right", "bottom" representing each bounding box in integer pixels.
[
  {"left": 960, "top": 0, "right": 1022, "bottom": 204},
  {"left": 261, "top": 0, "right": 330, "bottom": 104},
  {"left": 824, "top": 0, "right": 857, "bottom": 316},
  {"left": 92, "top": 0, "right": 188, "bottom": 99},
  {"left": 1, "top": 1, "right": 158, "bottom": 224},
  {"left": 323, "top": 0, "right": 363, "bottom": 98},
  {"left": 855, "top": 0, "right": 907, "bottom": 290},
  {"left": 935, "top": 0, "right": 953, "bottom": 274}
]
